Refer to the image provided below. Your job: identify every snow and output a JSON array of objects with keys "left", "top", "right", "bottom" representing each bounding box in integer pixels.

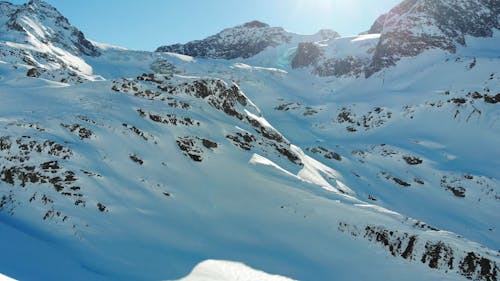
[
  {"left": 166, "top": 52, "right": 196, "bottom": 62},
  {"left": 169, "top": 260, "right": 296, "bottom": 281},
  {"left": 351, "top": 33, "right": 381, "bottom": 42},
  {"left": 0, "top": 1, "right": 499, "bottom": 281},
  {"left": 244, "top": 109, "right": 276, "bottom": 130},
  {"left": 232, "top": 63, "right": 288, "bottom": 74},
  {"left": 90, "top": 40, "right": 128, "bottom": 51},
  {"left": 0, "top": 274, "right": 16, "bottom": 281},
  {"left": 249, "top": 153, "right": 297, "bottom": 179}
]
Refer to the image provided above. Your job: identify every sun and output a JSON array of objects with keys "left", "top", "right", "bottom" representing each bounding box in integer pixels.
[{"left": 294, "top": 0, "right": 336, "bottom": 12}]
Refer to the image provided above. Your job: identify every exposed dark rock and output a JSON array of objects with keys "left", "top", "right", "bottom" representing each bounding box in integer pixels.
[
  {"left": 291, "top": 42, "right": 322, "bottom": 69},
  {"left": 97, "top": 202, "right": 107, "bottom": 212},
  {"left": 414, "top": 178, "right": 425, "bottom": 185},
  {"left": 421, "top": 241, "right": 454, "bottom": 270},
  {"left": 202, "top": 139, "right": 218, "bottom": 149},
  {"left": 61, "top": 123, "right": 93, "bottom": 139},
  {"left": 129, "top": 154, "right": 144, "bottom": 165},
  {"left": 403, "top": 156, "right": 423, "bottom": 165},
  {"left": 361, "top": 225, "right": 419, "bottom": 260},
  {"left": 447, "top": 186, "right": 466, "bottom": 198},
  {"left": 181, "top": 80, "right": 248, "bottom": 120},
  {"left": 176, "top": 137, "right": 203, "bottom": 162},
  {"left": 307, "top": 146, "right": 342, "bottom": 161},
  {"left": 314, "top": 56, "right": 367, "bottom": 77},
  {"left": 26, "top": 67, "right": 40, "bottom": 78},
  {"left": 150, "top": 58, "right": 177, "bottom": 75},
  {"left": 122, "top": 123, "right": 148, "bottom": 141},
  {"left": 226, "top": 133, "right": 255, "bottom": 151},
  {"left": 484, "top": 94, "right": 500, "bottom": 104},
  {"left": 243, "top": 20, "right": 269, "bottom": 28},
  {"left": 336, "top": 106, "right": 392, "bottom": 131},
  {"left": 140, "top": 110, "right": 198, "bottom": 127},
  {"left": 440, "top": 176, "right": 469, "bottom": 198},
  {"left": 451, "top": 98, "right": 467, "bottom": 104},
  {"left": 340, "top": 222, "right": 499, "bottom": 281},
  {"left": 393, "top": 177, "right": 411, "bottom": 187},
  {"left": 459, "top": 252, "right": 498, "bottom": 281}
]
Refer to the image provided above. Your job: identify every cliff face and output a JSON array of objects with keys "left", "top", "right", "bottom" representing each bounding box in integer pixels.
[{"left": 366, "top": 0, "right": 500, "bottom": 76}]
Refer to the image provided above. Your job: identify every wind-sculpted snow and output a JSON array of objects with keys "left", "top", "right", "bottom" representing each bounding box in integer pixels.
[{"left": 168, "top": 260, "right": 296, "bottom": 281}]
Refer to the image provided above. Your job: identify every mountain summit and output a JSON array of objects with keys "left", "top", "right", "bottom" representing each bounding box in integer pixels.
[
  {"left": 0, "top": 0, "right": 99, "bottom": 82},
  {"left": 156, "top": 20, "right": 339, "bottom": 59},
  {"left": 0, "top": 0, "right": 98, "bottom": 56}
]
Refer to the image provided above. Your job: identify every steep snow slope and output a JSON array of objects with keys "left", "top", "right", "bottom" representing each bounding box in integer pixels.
[
  {"left": 0, "top": 0, "right": 499, "bottom": 281},
  {"left": 217, "top": 33, "right": 500, "bottom": 250},
  {"left": 3, "top": 72, "right": 493, "bottom": 281},
  {"left": 1, "top": 47, "right": 498, "bottom": 281},
  {"left": 0, "top": 0, "right": 100, "bottom": 83}
]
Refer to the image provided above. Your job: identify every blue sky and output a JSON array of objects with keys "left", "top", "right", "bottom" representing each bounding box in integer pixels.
[{"left": 11, "top": 0, "right": 401, "bottom": 51}]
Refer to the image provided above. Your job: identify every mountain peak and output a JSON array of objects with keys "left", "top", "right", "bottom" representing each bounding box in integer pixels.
[
  {"left": 1, "top": 0, "right": 99, "bottom": 57},
  {"left": 241, "top": 20, "right": 269, "bottom": 29},
  {"left": 366, "top": 0, "right": 500, "bottom": 76},
  {"left": 156, "top": 21, "right": 291, "bottom": 59},
  {"left": 27, "top": 0, "right": 54, "bottom": 8}
]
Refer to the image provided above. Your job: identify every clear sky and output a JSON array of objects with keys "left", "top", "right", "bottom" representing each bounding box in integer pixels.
[{"left": 10, "top": 0, "right": 401, "bottom": 51}]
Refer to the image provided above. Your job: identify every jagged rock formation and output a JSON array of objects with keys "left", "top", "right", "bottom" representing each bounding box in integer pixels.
[
  {"left": 366, "top": 0, "right": 500, "bottom": 76},
  {"left": 156, "top": 20, "right": 292, "bottom": 59},
  {"left": 339, "top": 222, "right": 499, "bottom": 281},
  {"left": 291, "top": 42, "right": 322, "bottom": 69},
  {"left": 292, "top": 0, "right": 500, "bottom": 78}
]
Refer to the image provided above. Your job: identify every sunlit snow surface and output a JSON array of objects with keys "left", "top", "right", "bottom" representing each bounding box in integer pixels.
[
  {"left": 0, "top": 273, "right": 16, "bottom": 281},
  {"left": 0, "top": 5, "right": 499, "bottom": 280},
  {"left": 169, "top": 260, "right": 296, "bottom": 281}
]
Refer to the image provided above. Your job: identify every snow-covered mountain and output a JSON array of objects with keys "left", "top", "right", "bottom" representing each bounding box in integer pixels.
[
  {"left": 365, "top": 0, "right": 500, "bottom": 76},
  {"left": 156, "top": 20, "right": 339, "bottom": 60},
  {"left": 0, "top": 0, "right": 100, "bottom": 83},
  {"left": 0, "top": 0, "right": 499, "bottom": 281}
]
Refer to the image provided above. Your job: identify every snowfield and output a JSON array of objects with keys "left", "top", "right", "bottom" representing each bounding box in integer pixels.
[{"left": 0, "top": 1, "right": 499, "bottom": 281}]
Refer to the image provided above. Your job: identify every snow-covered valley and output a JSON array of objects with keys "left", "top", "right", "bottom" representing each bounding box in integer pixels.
[{"left": 0, "top": 0, "right": 498, "bottom": 280}]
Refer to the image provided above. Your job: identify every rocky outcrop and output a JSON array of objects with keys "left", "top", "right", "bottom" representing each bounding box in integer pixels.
[
  {"left": 339, "top": 222, "right": 499, "bottom": 281},
  {"left": 111, "top": 73, "right": 303, "bottom": 166},
  {"left": 291, "top": 42, "right": 323, "bottom": 69},
  {"left": 314, "top": 56, "right": 368, "bottom": 77}
]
